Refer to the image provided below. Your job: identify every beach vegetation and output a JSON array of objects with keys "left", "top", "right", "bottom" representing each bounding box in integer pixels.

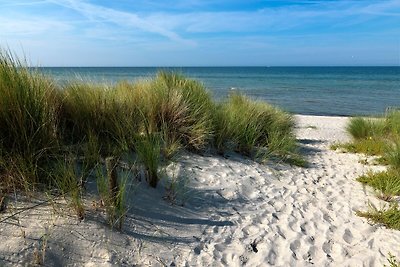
[
  {"left": 96, "top": 162, "right": 129, "bottom": 230},
  {"left": 135, "top": 132, "right": 161, "bottom": 188},
  {"left": 51, "top": 157, "right": 85, "bottom": 220},
  {"left": 385, "top": 253, "right": 400, "bottom": 267},
  {"left": 357, "top": 171, "right": 400, "bottom": 201},
  {"left": 333, "top": 138, "right": 387, "bottom": 156},
  {"left": 385, "top": 140, "right": 400, "bottom": 170},
  {"left": 213, "top": 93, "right": 302, "bottom": 164},
  {"left": 344, "top": 111, "right": 400, "bottom": 230},
  {"left": 346, "top": 117, "right": 386, "bottom": 139},
  {"left": 60, "top": 81, "right": 138, "bottom": 156},
  {"left": 0, "top": 49, "right": 59, "bottom": 190},
  {"left": 0, "top": 49, "right": 302, "bottom": 231},
  {"left": 143, "top": 71, "right": 214, "bottom": 152},
  {"left": 357, "top": 202, "right": 400, "bottom": 230}
]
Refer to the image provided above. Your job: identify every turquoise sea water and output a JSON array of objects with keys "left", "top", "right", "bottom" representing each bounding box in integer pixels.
[{"left": 39, "top": 67, "right": 400, "bottom": 116}]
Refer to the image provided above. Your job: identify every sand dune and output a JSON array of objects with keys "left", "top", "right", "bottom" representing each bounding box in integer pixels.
[{"left": 1, "top": 115, "right": 399, "bottom": 266}]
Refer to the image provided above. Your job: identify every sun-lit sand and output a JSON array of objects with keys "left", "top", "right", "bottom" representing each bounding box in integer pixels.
[{"left": 1, "top": 115, "right": 399, "bottom": 266}]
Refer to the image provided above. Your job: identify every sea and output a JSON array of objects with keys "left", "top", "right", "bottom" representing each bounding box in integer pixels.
[{"left": 38, "top": 67, "right": 400, "bottom": 117}]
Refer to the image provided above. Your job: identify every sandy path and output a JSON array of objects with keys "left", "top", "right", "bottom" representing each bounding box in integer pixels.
[{"left": 1, "top": 115, "right": 399, "bottom": 266}]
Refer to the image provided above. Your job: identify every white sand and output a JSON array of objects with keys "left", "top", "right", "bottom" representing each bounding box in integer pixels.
[{"left": 1, "top": 115, "right": 400, "bottom": 266}]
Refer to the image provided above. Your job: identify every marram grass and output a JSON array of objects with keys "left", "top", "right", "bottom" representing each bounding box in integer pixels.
[
  {"left": 0, "top": 49, "right": 302, "bottom": 195},
  {"left": 0, "top": 49, "right": 60, "bottom": 188},
  {"left": 0, "top": 50, "right": 59, "bottom": 157},
  {"left": 214, "top": 93, "right": 300, "bottom": 164},
  {"left": 357, "top": 171, "right": 400, "bottom": 201},
  {"left": 357, "top": 203, "right": 400, "bottom": 230},
  {"left": 344, "top": 111, "right": 400, "bottom": 230}
]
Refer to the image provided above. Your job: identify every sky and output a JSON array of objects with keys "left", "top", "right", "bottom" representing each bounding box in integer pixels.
[{"left": 0, "top": 0, "right": 399, "bottom": 66}]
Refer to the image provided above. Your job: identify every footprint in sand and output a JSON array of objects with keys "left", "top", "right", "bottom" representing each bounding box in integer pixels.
[
  {"left": 267, "top": 249, "right": 277, "bottom": 265},
  {"left": 322, "top": 240, "right": 333, "bottom": 254},
  {"left": 290, "top": 239, "right": 301, "bottom": 258},
  {"left": 343, "top": 228, "right": 353, "bottom": 244}
]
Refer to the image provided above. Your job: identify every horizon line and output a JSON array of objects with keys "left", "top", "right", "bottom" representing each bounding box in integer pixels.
[{"left": 34, "top": 65, "right": 400, "bottom": 68}]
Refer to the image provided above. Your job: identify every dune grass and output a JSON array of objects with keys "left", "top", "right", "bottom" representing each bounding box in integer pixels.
[
  {"left": 357, "top": 171, "right": 400, "bottom": 201},
  {"left": 60, "top": 81, "right": 139, "bottom": 156},
  {"left": 357, "top": 203, "right": 400, "bottom": 230},
  {"left": 343, "top": 110, "right": 400, "bottom": 230},
  {"left": 213, "top": 93, "right": 302, "bottom": 164},
  {"left": 0, "top": 50, "right": 302, "bottom": 219},
  {"left": 0, "top": 50, "right": 60, "bottom": 189},
  {"left": 385, "top": 253, "right": 400, "bottom": 267}
]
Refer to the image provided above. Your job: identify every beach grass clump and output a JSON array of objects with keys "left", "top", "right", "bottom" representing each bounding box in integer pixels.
[
  {"left": 346, "top": 111, "right": 400, "bottom": 229},
  {"left": 148, "top": 71, "right": 214, "bottom": 152},
  {"left": 357, "top": 203, "right": 400, "bottom": 230},
  {"left": 60, "top": 82, "right": 138, "bottom": 156},
  {"left": 213, "top": 93, "right": 300, "bottom": 163},
  {"left": 0, "top": 50, "right": 59, "bottom": 157},
  {"left": 346, "top": 117, "right": 386, "bottom": 140},
  {"left": 0, "top": 153, "right": 42, "bottom": 191},
  {"left": 135, "top": 132, "right": 161, "bottom": 188},
  {"left": 0, "top": 50, "right": 60, "bottom": 188},
  {"left": 357, "top": 171, "right": 400, "bottom": 201},
  {"left": 51, "top": 158, "right": 84, "bottom": 220},
  {"left": 96, "top": 160, "right": 128, "bottom": 229},
  {"left": 335, "top": 138, "right": 387, "bottom": 156},
  {"left": 385, "top": 140, "right": 400, "bottom": 170},
  {"left": 386, "top": 109, "right": 400, "bottom": 137},
  {"left": 113, "top": 72, "right": 214, "bottom": 156}
]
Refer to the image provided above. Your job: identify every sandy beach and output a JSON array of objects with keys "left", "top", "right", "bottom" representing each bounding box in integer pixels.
[{"left": 1, "top": 115, "right": 399, "bottom": 266}]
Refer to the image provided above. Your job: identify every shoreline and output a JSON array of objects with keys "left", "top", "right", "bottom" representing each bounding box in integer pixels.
[{"left": 1, "top": 115, "right": 399, "bottom": 266}]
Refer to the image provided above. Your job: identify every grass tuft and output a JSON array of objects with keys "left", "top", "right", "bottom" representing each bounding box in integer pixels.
[
  {"left": 0, "top": 49, "right": 304, "bottom": 234},
  {"left": 357, "top": 171, "right": 400, "bottom": 201},
  {"left": 357, "top": 203, "right": 400, "bottom": 230},
  {"left": 346, "top": 117, "right": 386, "bottom": 140},
  {"left": 135, "top": 132, "right": 161, "bottom": 188},
  {"left": 213, "top": 93, "right": 302, "bottom": 164}
]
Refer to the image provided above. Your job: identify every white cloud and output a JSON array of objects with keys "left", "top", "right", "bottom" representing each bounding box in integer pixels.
[
  {"left": 49, "top": 0, "right": 194, "bottom": 45},
  {"left": 0, "top": 16, "right": 71, "bottom": 36}
]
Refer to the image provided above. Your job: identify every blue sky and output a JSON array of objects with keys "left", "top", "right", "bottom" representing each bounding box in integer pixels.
[{"left": 0, "top": 0, "right": 399, "bottom": 66}]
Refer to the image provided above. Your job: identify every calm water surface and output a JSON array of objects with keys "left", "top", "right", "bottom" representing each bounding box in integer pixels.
[{"left": 39, "top": 67, "right": 400, "bottom": 116}]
